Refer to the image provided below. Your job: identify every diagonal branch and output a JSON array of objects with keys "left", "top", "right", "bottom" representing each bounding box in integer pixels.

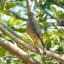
[
  {"left": 0, "top": 38, "right": 40, "bottom": 64},
  {"left": 0, "top": 23, "right": 64, "bottom": 62},
  {"left": 0, "top": 23, "right": 39, "bottom": 54}
]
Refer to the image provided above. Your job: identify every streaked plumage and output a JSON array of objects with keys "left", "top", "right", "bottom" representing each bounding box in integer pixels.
[{"left": 26, "top": 12, "right": 44, "bottom": 48}]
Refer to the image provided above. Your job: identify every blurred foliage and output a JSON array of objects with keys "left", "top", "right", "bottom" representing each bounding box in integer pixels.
[{"left": 0, "top": 0, "right": 64, "bottom": 64}]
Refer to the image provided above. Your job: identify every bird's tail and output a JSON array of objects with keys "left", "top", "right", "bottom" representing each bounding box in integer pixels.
[
  {"left": 40, "top": 39, "right": 45, "bottom": 47},
  {"left": 40, "top": 40, "right": 46, "bottom": 54}
]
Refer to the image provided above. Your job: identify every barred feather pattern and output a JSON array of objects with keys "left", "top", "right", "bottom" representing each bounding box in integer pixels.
[{"left": 26, "top": 13, "right": 44, "bottom": 47}]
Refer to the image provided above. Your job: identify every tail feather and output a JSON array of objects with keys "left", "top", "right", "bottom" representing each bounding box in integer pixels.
[{"left": 40, "top": 40, "right": 45, "bottom": 47}]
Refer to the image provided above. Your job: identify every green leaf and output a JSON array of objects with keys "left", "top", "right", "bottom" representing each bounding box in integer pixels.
[
  {"left": 57, "top": 10, "right": 63, "bottom": 15},
  {"left": 8, "top": 18, "right": 23, "bottom": 26},
  {"left": 0, "top": 60, "right": 3, "bottom": 64},
  {"left": 0, "top": 3, "right": 3, "bottom": 10},
  {"left": 46, "top": 41, "right": 51, "bottom": 50},
  {"left": 58, "top": 46, "right": 63, "bottom": 53},
  {"left": 44, "top": 31, "right": 50, "bottom": 41},
  {"left": 6, "top": 2, "right": 17, "bottom": 10},
  {"left": 50, "top": 5, "right": 57, "bottom": 13},
  {"left": 0, "top": 10, "right": 12, "bottom": 16},
  {"left": 16, "top": 59, "right": 25, "bottom": 64},
  {"left": 0, "top": 46, "right": 6, "bottom": 56}
]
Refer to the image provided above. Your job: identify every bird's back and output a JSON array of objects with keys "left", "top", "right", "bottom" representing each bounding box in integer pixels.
[{"left": 26, "top": 17, "right": 44, "bottom": 46}]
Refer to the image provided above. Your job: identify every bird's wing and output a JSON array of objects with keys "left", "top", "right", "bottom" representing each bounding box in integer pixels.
[{"left": 31, "top": 19, "right": 44, "bottom": 45}]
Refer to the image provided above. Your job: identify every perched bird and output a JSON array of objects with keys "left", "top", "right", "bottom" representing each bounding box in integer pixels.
[
  {"left": 26, "top": 12, "right": 46, "bottom": 54},
  {"left": 26, "top": 12, "right": 45, "bottom": 53}
]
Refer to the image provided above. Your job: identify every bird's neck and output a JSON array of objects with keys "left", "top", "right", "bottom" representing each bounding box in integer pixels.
[{"left": 28, "top": 12, "right": 34, "bottom": 21}]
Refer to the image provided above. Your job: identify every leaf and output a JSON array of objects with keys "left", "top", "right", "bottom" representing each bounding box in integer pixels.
[
  {"left": 58, "top": 46, "right": 63, "bottom": 53},
  {"left": 50, "top": 5, "right": 57, "bottom": 13},
  {"left": 8, "top": 18, "right": 23, "bottom": 26},
  {"left": 57, "top": 10, "right": 64, "bottom": 20},
  {"left": 6, "top": 2, "right": 17, "bottom": 10},
  {"left": 46, "top": 41, "right": 51, "bottom": 50},
  {"left": 2, "top": 35, "right": 11, "bottom": 41},
  {"left": 50, "top": 45, "right": 59, "bottom": 52},
  {"left": 20, "top": 33, "right": 32, "bottom": 43},
  {"left": 43, "top": 31, "right": 50, "bottom": 41},
  {"left": 37, "top": 12, "right": 42, "bottom": 17},
  {"left": 0, "top": 60, "right": 3, "bottom": 64},
  {"left": 17, "top": 27, "right": 26, "bottom": 32},
  {"left": 16, "top": 59, "right": 25, "bottom": 64},
  {"left": 57, "top": 10, "right": 63, "bottom": 15},
  {"left": 0, "top": 46, "right": 6, "bottom": 56},
  {"left": 0, "top": 10, "right": 12, "bottom": 16},
  {"left": 0, "top": 3, "right": 3, "bottom": 10},
  {"left": 34, "top": 55, "right": 42, "bottom": 62}
]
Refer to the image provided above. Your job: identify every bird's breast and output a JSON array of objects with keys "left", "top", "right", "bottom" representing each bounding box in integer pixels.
[{"left": 27, "top": 24, "right": 41, "bottom": 44}]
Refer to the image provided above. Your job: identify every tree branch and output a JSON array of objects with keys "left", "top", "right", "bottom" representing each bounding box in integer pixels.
[
  {"left": 26, "top": 0, "right": 31, "bottom": 12},
  {"left": 0, "top": 38, "right": 40, "bottom": 64},
  {"left": 0, "top": 23, "right": 39, "bottom": 54},
  {"left": 0, "top": 23, "right": 64, "bottom": 62}
]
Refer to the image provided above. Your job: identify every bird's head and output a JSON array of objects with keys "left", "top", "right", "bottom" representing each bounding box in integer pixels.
[{"left": 27, "top": 12, "right": 34, "bottom": 20}]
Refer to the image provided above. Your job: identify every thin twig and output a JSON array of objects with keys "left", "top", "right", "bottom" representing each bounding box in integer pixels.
[{"left": 31, "top": 0, "right": 35, "bottom": 11}]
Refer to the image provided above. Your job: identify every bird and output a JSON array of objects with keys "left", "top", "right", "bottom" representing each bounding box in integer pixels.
[{"left": 26, "top": 12, "right": 45, "bottom": 53}]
